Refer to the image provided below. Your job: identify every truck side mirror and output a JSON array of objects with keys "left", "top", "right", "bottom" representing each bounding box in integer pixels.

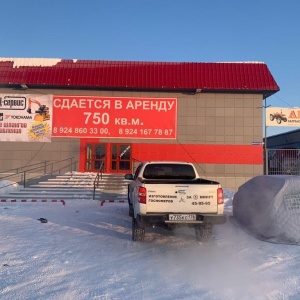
[{"left": 125, "top": 174, "right": 133, "bottom": 180}]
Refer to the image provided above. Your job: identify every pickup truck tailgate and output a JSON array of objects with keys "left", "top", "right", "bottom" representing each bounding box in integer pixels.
[{"left": 146, "top": 183, "right": 219, "bottom": 213}]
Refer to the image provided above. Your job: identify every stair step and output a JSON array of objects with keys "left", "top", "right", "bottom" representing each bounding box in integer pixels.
[
  {"left": 29, "top": 183, "right": 94, "bottom": 187},
  {"left": 1, "top": 171, "right": 129, "bottom": 202},
  {"left": 45, "top": 178, "right": 129, "bottom": 183},
  {"left": 39, "top": 180, "right": 128, "bottom": 186},
  {"left": 29, "top": 183, "right": 128, "bottom": 189},
  {"left": 1, "top": 195, "right": 93, "bottom": 200},
  {"left": 8, "top": 191, "right": 94, "bottom": 195}
]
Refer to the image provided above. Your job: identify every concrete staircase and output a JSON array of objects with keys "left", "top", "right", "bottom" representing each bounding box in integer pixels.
[{"left": 0, "top": 172, "right": 130, "bottom": 203}]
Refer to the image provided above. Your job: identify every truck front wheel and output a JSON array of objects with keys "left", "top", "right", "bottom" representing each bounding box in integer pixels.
[
  {"left": 195, "top": 224, "right": 212, "bottom": 242},
  {"left": 132, "top": 218, "right": 145, "bottom": 241}
]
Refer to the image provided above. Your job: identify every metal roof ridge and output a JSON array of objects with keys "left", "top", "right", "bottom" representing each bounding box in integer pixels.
[{"left": 0, "top": 57, "right": 266, "bottom": 66}]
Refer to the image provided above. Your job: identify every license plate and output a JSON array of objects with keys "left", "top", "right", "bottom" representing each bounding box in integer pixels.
[{"left": 169, "top": 214, "right": 196, "bottom": 221}]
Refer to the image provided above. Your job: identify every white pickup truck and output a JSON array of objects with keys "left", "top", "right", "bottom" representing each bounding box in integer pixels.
[{"left": 125, "top": 161, "right": 226, "bottom": 242}]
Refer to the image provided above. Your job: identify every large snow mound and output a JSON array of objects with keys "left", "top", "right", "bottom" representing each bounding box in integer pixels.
[{"left": 233, "top": 175, "right": 300, "bottom": 245}]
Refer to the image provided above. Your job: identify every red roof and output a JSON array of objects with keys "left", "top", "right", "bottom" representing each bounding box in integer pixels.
[{"left": 0, "top": 58, "right": 279, "bottom": 96}]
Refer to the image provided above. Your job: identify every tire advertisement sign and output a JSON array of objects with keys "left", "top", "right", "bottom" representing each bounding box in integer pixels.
[
  {"left": 266, "top": 107, "right": 300, "bottom": 127},
  {"left": 52, "top": 96, "right": 177, "bottom": 139},
  {"left": 0, "top": 94, "right": 52, "bottom": 142}
]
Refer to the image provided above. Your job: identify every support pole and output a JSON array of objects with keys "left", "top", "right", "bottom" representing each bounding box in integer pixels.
[{"left": 264, "top": 98, "right": 268, "bottom": 175}]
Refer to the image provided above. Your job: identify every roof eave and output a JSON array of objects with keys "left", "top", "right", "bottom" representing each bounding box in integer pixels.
[{"left": 0, "top": 83, "right": 280, "bottom": 97}]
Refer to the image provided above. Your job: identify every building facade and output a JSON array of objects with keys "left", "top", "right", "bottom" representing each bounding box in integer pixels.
[{"left": 0, "top": 58, "right": 280, "bottom": 190}]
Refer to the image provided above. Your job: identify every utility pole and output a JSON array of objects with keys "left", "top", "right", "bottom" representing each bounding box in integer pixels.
[{"left": 264, "top": 97, "right": 270, "bottom": 175}]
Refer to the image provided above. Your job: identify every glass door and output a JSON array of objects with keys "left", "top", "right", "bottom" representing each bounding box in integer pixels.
[
  {"left": 85, "top": 143, "right": 106, "bottom": 172},
  {"left": 111, "top": 144, "right": 132, "bottom": 173}
]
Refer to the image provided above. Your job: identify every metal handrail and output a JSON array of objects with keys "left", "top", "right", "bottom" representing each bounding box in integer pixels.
[
  {"left": 0, "top": 157, "right": 77, "bottom": 189},
  {"left": 1, "top": 161, "right": 49, "bottom": 176},
  {"left": 93, "top": 161, "right": 105, "bottom": 200}
]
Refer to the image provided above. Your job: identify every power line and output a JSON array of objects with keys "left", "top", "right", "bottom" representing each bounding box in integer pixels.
[{"left": 272, "top": 95, "right": 293, "bottom": 108}]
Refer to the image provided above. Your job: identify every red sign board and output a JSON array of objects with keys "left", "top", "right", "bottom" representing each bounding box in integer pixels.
[{"left": 52, "top": 96, "right": 177, "bottom": 139}]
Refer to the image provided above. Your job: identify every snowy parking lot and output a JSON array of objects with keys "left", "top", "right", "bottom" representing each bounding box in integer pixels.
[{"left": 0, "top": 184, "right": 300, "bottom": 300}]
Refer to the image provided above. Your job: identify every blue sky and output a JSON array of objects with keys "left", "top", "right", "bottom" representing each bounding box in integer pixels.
[{"left": 1, "top": 0, "right": 299, "bottom": 137}]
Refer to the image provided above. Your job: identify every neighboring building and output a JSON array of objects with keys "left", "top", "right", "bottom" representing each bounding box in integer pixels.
[
  {"left": 267, "top": 129, "right": 300, "bottom": 149},
  {"left": 266, "top": 129, "right": 300, "bottom": 175},
  {"left": 0, "top": 58, "right": 280, "bottom": 190}
]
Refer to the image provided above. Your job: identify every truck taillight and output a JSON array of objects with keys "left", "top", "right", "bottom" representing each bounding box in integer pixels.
[
  {"left": 217, "top": 187, "right": 224, "bottom": 205},
  {"left": 138, "top": 187, "right": 147, "bottom": 204}
]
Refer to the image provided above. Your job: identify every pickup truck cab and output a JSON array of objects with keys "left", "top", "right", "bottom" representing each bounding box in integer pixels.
[{"left": 125, "top": 161, "right": 226, "bottom": 242}]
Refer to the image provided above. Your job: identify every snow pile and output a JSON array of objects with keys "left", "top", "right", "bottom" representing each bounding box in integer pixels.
[
  {"left": 233, "top": 175, "right": 300, "bottom": 245},
  {"left": 0, "top": 180, "right": 21, "bottom": 195}
]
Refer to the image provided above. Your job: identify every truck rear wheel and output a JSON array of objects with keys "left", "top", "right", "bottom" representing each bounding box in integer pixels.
[
  {"left": 132, "top": 218, "right": 145, "bottom": 241},
  {"left": 195, "top": 225, "right": 212, "bottom": 242}
]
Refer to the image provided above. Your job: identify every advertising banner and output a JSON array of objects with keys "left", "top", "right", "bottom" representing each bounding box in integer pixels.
[
  {"left": 0, "top": 94, "right": 52, "bottom": 142},
  {"left": 266, "top": 107, "right": 300, "bottom": 127},
  {"left": 52, "top": 96, "right": 177, "bottom": 139}
]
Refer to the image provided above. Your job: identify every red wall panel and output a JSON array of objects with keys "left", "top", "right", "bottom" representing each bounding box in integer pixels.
[
  {"left": 132, "top": 143, "right": 263, "bottom": 165},
  {"left": 79, "top": 140, "right": 263, "bottom": 172}
]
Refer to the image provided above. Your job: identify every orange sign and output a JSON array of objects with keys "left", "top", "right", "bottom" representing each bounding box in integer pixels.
[{"left": 52, "top": 96, "right": 177, "bottom": 139}]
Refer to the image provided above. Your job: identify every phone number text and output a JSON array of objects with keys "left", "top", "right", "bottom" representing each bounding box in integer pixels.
[
  {"left": 191, "top": 202, "right": 211, "bottom": 205},
  {"left": 52, "top": 127, "right": 174, "bottom": 136}
]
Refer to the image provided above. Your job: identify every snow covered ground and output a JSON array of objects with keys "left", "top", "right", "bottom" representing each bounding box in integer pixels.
[{"left": 0, "top": 181, "right": 299, "bottom": 300}]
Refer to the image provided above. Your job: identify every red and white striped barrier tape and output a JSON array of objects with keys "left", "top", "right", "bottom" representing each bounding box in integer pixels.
[
  {"left": 0, "top": 199, "right": 66, "bottom": 206},
  {"left": 100, "top": 200, "right": 126, "bottom": 206}
]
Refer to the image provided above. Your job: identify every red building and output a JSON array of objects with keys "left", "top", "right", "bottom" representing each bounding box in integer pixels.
[{"left": 0, "top": 58, "right": 279, "bottom": 190}]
